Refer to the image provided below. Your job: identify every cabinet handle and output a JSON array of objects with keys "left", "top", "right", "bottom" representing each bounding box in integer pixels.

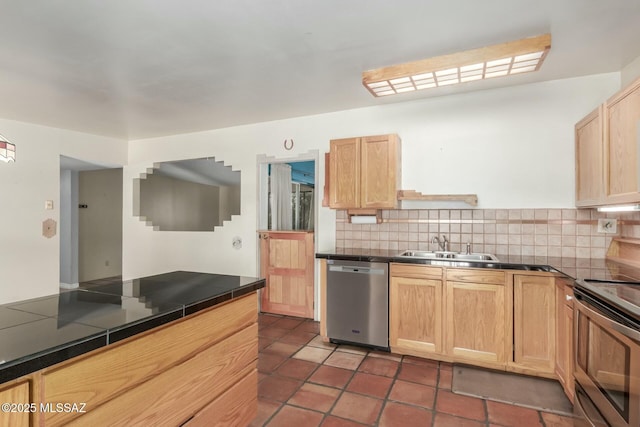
[{"left": 566, "top": 295, "right": 573, "bottom": 301}]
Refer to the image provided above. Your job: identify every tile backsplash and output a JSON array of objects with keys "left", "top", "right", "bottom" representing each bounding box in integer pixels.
[{"left": 335, "top": 209, "right": 640, "bottom": 258}]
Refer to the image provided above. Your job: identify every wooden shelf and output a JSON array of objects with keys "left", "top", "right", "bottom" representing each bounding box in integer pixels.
[
  {"left": 606, "top": 238, "right": 640, "bottom": 268},
  {"left": 397, "top": 190, "right": 478, "bottom": 207}
]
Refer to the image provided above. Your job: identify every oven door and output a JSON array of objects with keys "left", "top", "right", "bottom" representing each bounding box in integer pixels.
[{"left": 574, "top": 293, "right": 640, "bottom": 427}]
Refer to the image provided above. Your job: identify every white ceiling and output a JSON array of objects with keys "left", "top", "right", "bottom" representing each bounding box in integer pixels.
[{"left": 2, "top": 0, "right": 640, "bottom": 140}]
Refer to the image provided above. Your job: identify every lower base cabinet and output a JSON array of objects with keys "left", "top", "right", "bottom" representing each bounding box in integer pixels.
[
  {"left": 555, "top": 279, "right": 575, "bottom": 403},
  {"left": 446, "top": 281, "right": 507, "bottom": 365},
  {"left": 389, "top": 263, "right": 561, "bottom": 380},
  {"left": 390, "top": 264, "right": 443, "bottom": 355},
  {"left": 512, "top": 274, "right": 556, "bottom": 373}
]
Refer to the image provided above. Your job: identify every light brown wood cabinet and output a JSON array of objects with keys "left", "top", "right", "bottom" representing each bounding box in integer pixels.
[
  {"left": 555, "top": 279, "right": 575, "bottom": 403},
  {"left": 512, "top": 274, "right": 556, "bottom": 373},
  {"left": 445, "top": 268, "right": 507, "bottom": 365},
  {"left": 328, "top": 134, "right": 401, "bottom": 209},
  {"left": 575, "top": 106, "right": 604, "bottom": 206},
  {"left": 0, "top": 380, "right": 30, "bottom": 427},
  {"left": 389, "top": 264, "right": 443, "bottom": 356},
  {"left": 604, "top": 77, "right": 640, "bottom": 204},
  {"left": 575, "top": 76, "right": 640, "bottom": 207},
  {"left": 4, "top": 293, "right": 259, "bottom": 427},
  {"left": 389, "top": 264, "right": 563, "bottom": 378}
]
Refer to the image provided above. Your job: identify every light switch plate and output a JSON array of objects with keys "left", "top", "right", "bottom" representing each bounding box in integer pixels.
[
  {"left": 597, "top": 218, "right": 617, "bottom": 234},
  {"left": 45, "top": 200, "right": 54, "bottom": 210}
]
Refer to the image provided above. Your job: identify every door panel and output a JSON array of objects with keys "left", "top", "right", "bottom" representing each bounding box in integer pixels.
[{"left": 259, "top": 231, "right": 314, "bottom": 318}]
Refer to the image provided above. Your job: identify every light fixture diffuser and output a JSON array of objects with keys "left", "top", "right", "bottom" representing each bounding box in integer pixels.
[
  {"left": 363, "top": 34, "right": 551, "bottom": 97},
  {"left": 0, "top": 134, "right": 16, "bottom": 163},
  {"left": 597, "top": 205, "right": 640, "bottom": 212}
]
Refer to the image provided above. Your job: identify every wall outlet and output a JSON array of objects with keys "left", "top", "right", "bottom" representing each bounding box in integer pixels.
[{"left": 597, "top": 218, "right": 617, "bottom": 234}]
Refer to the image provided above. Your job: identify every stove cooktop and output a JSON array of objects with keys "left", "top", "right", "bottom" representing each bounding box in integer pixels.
[{"left": 576, "top": 278, "right": 640, "bottom": 320}]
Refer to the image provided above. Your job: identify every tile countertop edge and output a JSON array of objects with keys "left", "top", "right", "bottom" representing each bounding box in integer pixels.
[
  {"left": 315, "top": 250, "right": 635, "bottom": 279},
  {"left": 0, "top": 274, "right": 265, "bottom": 384}
]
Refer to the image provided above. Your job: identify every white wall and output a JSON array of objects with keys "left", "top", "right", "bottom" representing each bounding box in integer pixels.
[
  {"left": 0, "top": 118, "right": 127, "bottom": 304},
  {"left": 621, "top": 54, "right": 640, "bottom": 87},
  {"left": 123, "top": 73, "right": 620, "bottom": 281},
  {"left": 59, "top": 169, "right": 78, "bottom": 286}
]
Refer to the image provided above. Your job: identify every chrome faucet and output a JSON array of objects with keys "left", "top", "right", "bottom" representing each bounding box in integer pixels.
[{"left": 431, "top": 235, "right": 449, "bottom": 252}]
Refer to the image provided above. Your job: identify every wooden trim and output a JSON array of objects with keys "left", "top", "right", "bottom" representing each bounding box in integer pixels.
[
  {"left": 397, "top": 190, "right": 478, "bottom": 206},
  {"left": 322, "top": 152, "right": 330, "bottom": 207},
  {"left": 319, "top": 258, "right": 327, "bottom": 338}
]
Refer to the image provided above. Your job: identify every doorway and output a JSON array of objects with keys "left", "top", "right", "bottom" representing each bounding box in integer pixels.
[
  {"left": 257, "top": 151, "right": 319, "bottom": 319},
  {"left": 60, "top": 156, "right": 123, "bottom": 287}
]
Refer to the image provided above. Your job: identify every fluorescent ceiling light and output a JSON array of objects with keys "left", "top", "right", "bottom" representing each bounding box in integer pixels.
[
  {"left": 597, "top": 205, "right": 640, "bottom": 212},
  {"left": 362, "top": 34, "right": 551, "bottom": 97}
]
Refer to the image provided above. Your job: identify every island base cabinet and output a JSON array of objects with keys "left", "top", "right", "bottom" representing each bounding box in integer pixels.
[
  {"left": 0, "top": 381, "right": 30, "bottom": 427},
  {"left": 445, "top": 281, "right": 507, "bottom": 366},
  {"left": 64, "top": 324, "right": 257, "bottom": 427},
  {"left": 185, "top": 369, "right": 257, "bottom": 426}
]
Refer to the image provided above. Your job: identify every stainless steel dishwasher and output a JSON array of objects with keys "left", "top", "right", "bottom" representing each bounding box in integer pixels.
[{"left": 325, "top": 259, "right": 389, "bottom": 350}]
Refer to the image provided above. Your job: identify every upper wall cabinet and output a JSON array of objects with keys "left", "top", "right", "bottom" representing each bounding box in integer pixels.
[
  {"left": 329, "top": 134, "right": 401, "bottom": 209},
  {"left": 575, "top": 76, "right": 640, "bottom": 207},
  {"left": 575, "top": 107, "right": 604, "bottom": 207},
  {"left": 604, "top": 78, "right": 640, "bottom": 204}
]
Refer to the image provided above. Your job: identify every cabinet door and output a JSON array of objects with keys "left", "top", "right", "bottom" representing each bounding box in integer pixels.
[
  {"left": 575, "top": 107, "right": 604, "bottom": 207},
  {"left": 360, "top": 134, "right": 400, "bottom": 208},
  {"left": 0, "top": 381, "right": 30, "bottom": 427},
  {"left": 259, "top": 231, "right": 314, "bottom": 318},
  {"left": 445, "top": 281, "right": 506, "bottom": 365},
  {"left": 555, "top": 283, "right": 568, "bottom": 385},
  {"left": 513, "top": 275, "right": 556, "bottom": 373},
  {"left": 605, "top": 80, "right": 640, "bottom": 204},
  {"left": 329, "top": 138, "right": 360, "bottom": 208},
  {"left": 563, "top": 302, "right": 575, "bottom": 402},
  {"left": 390, "top": 276, "right": 443, "bottom": 355}
]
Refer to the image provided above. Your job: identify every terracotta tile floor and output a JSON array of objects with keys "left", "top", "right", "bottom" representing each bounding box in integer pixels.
[{"left": 252, "top": 313, "right": 575, "bottom": 427}]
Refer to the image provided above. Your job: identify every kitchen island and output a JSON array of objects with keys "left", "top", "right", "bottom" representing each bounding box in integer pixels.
[{"left": 0, "top": 271, "right": 265, "bottom": 427}]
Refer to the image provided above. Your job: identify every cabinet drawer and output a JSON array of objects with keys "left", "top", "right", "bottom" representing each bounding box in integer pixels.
[
  {"left": 43, "top": 293, "right": 257, "bottom": 426},
  {"left": 391, "top": 263, "right": 443, "bottom": 279},
  {"left": 446, "top": 268, "right": 506, "bottom": 285},
  {"left": 185, "top": 369, "right": 257, "bottom": 426},
  {"left": 65, "top": 323, "right": 258, "bottom": 426}
]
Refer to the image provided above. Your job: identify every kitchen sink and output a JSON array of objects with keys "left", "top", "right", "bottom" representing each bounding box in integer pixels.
[{"left": 398, "top": 250, "right": 499, "bottom": 261}]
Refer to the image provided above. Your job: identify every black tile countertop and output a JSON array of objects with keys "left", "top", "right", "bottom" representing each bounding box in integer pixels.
[
  {"left": 0, "top": 271, "right": 265, "bottom": 384},
  {"left": 316, "top": 249, "right": 640, "bottom": 281}
]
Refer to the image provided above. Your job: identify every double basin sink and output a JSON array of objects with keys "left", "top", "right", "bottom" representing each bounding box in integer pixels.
[{"left": 398, "top": 250, "right": 499, "bottom": 262}]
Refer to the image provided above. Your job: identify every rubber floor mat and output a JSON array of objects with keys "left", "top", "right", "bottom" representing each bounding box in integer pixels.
[{"left": 451, "top": 365, "right": 573, "bottom": 416}]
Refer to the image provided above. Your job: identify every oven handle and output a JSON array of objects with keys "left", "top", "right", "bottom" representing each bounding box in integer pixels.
[
  {"left": 574, "top": 383, "right": 609, "bottom": 427},
  {"left": 576, "top": 297, "right": 640, "bottom": 342}
]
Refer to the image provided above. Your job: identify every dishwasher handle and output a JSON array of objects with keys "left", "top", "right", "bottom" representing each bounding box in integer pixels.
[{"left": 328, "top": 265, "right": 386, "bottom": 275}]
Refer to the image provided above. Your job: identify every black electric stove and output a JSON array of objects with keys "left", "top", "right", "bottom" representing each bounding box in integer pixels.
[{"left": 574, "top": 278, "right": 640, "bottom": 324}]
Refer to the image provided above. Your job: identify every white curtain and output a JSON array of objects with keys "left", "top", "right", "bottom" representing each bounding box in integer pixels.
[{"left": 270, "top": 164, "right": 292, "bottom": 230}]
